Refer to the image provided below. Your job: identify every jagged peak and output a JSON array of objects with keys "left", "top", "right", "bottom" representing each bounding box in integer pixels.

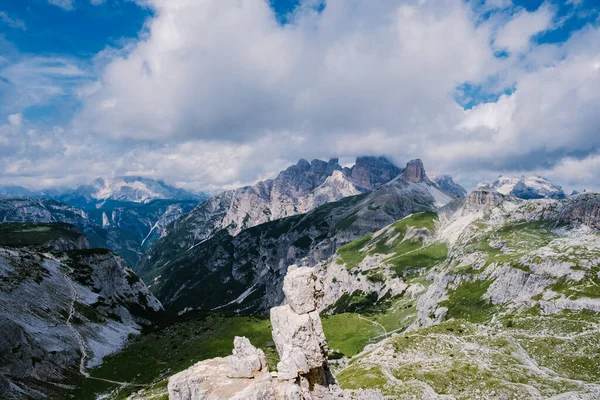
[
  {"left": 296, "top": 158, "right": 310, "bottom": 169},
  {"left": 400, "top": 159, "right": 429, "bottom": 184}
]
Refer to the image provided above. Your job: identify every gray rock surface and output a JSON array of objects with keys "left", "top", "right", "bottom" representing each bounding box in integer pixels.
[
  {"left": 167, "top": 267, "right": 384, "bottom": 400},
  {"left": 226, "top": 337, "right": 268, "bottom": 379},
  {"left": 282, "top": 265, "right": 323, "bottom": 314},
  {"left": 146, "top": 160, "right": 452, "bottom": 315},
  {"left": 431, "top": 175, "right": 467, "bottom": 198},
  {"left": 349, "top": 156, "right": 402, "bottom": 191},
  {"left": 0, "top": 225, "right": 162, "bottom": 399},
  {"left": 401, "top": 159, "right": 428, "bottom": 183},
  {"left": 137, "top": 157, "right": 402, "bottom": 282}
]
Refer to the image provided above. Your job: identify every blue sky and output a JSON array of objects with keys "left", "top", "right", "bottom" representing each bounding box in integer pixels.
[{"left": 0, "top": 0, "right": 599, "bottom": 192}]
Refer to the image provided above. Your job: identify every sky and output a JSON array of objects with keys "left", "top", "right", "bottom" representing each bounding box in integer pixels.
[{"left": 0, "top": 0, "right": 599, "bottom": 193}]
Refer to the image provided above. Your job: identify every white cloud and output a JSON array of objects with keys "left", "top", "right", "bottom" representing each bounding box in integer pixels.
[
  {"left": 494, "top": 4, "right": 554, "bottom": 53},
  {"left": 7, "top": 113, "right": 22, "bottom": 127},
  {"left": 48, "top": 0, "right": 75, "bottom": 11},
  {"left": 1, "top": 0, "right": 599, "bottom": 196},
  {"left": 0, "top": 11, "right": 26, "bottom": 30},
  {"left": 77, "top": 0, "right": 500, "bottom": 142},
  {"left": 0, "top": 56, "right": 89, "bottom": 115}
]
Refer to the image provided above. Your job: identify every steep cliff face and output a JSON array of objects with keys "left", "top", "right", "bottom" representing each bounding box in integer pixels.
[
  {"left": 348, "top": 156, "right": 402, "bottom": 191},
  {"left": 0, "top": 223, "right": 162, "bottom": 399},
  {"left": 431, "top": 175, "right": 467, "bottom": 198},
  {"left": 136, "top": 157, "right": 403, "bottom": 279},
  {"left": 144, "top": 160, "right": 451, "bottom": 316}
]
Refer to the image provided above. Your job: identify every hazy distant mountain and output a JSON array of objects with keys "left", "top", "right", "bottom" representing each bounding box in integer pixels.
[
  {"left": 53, "top": 176, "right": 208, "bottom": 209},
  {"left": 430, "top": 174, "right": 467, "bottom": 198},
  {"left": 489, "top": 175, "right": 566, "bottom": 199}
]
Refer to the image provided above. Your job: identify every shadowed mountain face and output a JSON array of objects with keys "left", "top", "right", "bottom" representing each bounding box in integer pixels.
[
  {"left": 431, "top": 174, "right": 467, "bottom": 198},
  {"left": 141, "top": 160, "right": 452, "bottom": 315},
  {"left": 136, "top": 157, "right": 404, "bottom": 277}
]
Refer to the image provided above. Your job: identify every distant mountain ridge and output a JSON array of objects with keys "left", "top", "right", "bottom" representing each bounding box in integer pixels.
[
  {"left": 0, "top": 197, "right": 199, "bottom": 267},
  {"left": 489, "top": 175, "right": 566, "bottom": 200},
  {"left": 0, "top": 176, "right": 208, "bottom": 209},
  {"left": 431, "top": 174, "right": 467, "bottom": 198}
]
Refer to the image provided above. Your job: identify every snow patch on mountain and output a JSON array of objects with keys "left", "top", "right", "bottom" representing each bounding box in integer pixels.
[{"left": 488, "top": 175, "right": 566, "bottom": 200}]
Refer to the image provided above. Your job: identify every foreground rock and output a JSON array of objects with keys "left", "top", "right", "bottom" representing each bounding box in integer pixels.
[{"left": 168, "top": 267, "right": 383, "bottom": 400}]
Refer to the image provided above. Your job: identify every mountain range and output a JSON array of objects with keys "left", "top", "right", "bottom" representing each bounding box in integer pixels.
[
  {"left": 0, "top": 176, "right": 207, "bottom": 208},
  {"left": 0, "top": 177, "right": 209, "bottom": 267},
  {"left": 2, "top": 155, "right": 598, "bottom": 400}
]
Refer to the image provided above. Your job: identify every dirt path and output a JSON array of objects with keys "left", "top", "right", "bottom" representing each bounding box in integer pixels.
[
  {"left": 61, "top": 266, "right": 144, "bottom": 388},
  {"left": 357, "top": 313, "right": 387, "bottom": 337},
  {"left": 62, "top": 269, "right": 90, "bottom": 378}
]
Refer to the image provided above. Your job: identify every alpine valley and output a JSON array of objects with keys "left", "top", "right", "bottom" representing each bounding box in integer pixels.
[{"left": 2, "top": 157, "right": 599, "bottom": 400}]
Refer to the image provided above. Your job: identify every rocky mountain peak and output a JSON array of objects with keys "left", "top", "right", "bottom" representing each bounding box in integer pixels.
[
  {"left": 327, "top": 157, "right": 340, "bottom": 175},
  {"left": 490, "top": 175, "right": 565, "bottom": 200},
  {"left": 401, "top": 159, "right": 428, "bottom": 183},
  {"left": 296, "top": 159, "right": 311, "bottom": 169},
  {"left": 350, "top": 156, "right": 402, "bottom": 191},
  {"left": 464, "top": 186, "right": 506, "bottom": 212}
]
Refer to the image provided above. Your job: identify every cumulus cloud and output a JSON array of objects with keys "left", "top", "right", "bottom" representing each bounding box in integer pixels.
[
  {"left": 0, "top": 56, "right": 89, "bottom": 116},
  {"left": 494, "top": 4, "right": 554, "bottom": 54},
  {"left": 77, "top": 0, "right": 500, "bottom": 142},
  {"left": 7, "top": 113, "right": 22, "bottom": 127},
  {"left": 2, "top": 0, "right": 600, "bottom": 194}
]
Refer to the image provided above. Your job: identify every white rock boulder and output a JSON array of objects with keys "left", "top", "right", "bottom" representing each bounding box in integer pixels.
[
  {"left": 227, "top": 336, "right": 269, "bottom": 379},
  {"left": 283, "top": 265, "right": 323, "bottom": 314}
]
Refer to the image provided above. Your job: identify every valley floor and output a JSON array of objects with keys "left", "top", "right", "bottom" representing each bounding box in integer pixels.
[{"left": 68, "top": 302, "right": 600, "bottom": 400}]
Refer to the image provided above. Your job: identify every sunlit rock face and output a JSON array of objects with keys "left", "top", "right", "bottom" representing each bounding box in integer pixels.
[{"left": 167, "top": 267, "right": 384, "bottom": 400}]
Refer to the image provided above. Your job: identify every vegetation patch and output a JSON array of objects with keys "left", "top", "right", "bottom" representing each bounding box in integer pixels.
[
  {"left": 337, "top": 234, "right": 373, "bottom": 270},
  {"left": 388, "top": 242, "right": 448, "bottom": 277},
  {"left": 0, "top": 222, "right": 81, "bottom": 248},
  {"left": 440, "top": 279, "right": 497, "bottom": 323}
]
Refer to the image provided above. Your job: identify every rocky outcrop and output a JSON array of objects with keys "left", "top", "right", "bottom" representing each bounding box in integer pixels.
[
  {"left": 400, "top": 159, "right": 428, "bottom": 184},
  {"left": 552, "top": 193, "right": 600, "bottom": 229},
  {"left": 349, "top": 156, "right": 402, "bottom": 191},
  {"left": 167, "top": 267, "right": 383, "bottom": 400},
  {"left": 462, "top": 186, "right": 506, "bottom": 213},
  {"left": 226, "top": 336, "right": 269, "bottom": 379}
]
